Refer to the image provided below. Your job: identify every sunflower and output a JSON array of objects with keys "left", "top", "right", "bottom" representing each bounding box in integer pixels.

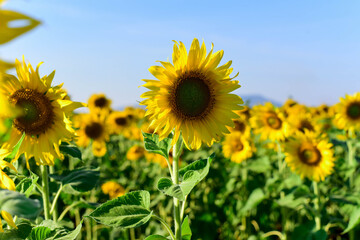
[
  {"left": 126, "top": 145, "right": 145, "bottom": 160},
  {"left": 284, "top": 131, "right": 334, "bottom": 182},
  {"left": 76, "top": 112, "right": 109, "bottom": 157},
  {"left": 88, "top": 93, "right": 112, "bottom": 114},
  {"left": 145, "top": 152, "right": 169, "bottom": 168},
  {"left": 0, "top": 58, "right": 84, "bottom": 167},
  {"left": 101, "top": 181, "right": 126, "bottom": 199},
  {"left": 227, "top": 111, "right": 251, "bottom": 137},
  {"left": 334, "top": 93, "right": 360, "bottom": 132},
  {"left": 250, "top": 102, "right": 290, "bottom": 142},
  {"left": 287, "top": 108, "right": 319, "bottom": 134},
  {"left": 0, "top": 160, "right": 17, "bottom": 232},
  {"left": 107, "top": 111, "right": 131, "bottom": 135},
  {"left": 222, "top": 131, "right": 254, "bottom": 163},
  {"left": 141, "top": 39, "right": 243, "bottom": 150}
]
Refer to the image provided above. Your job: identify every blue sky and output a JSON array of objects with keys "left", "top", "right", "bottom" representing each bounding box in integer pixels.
[{"left": 1, "top": 0, "right": 359, "bottom": 108}]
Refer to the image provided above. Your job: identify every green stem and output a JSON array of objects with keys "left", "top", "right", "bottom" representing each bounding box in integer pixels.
[
  {"left": 276, "top": 141, "right": 287, "bottom": 238},
  {"left": 313, "top": 181, "right": 321, "bottom": 230},
  {"left": 153, "top": 215, "right": 175, "bottom": 240},
  {"left": 58, "top": 201, "right": 83, "bottom": 222},
  {"left": 180, "top": 195, "right": 188, "bottom": 221},
  {"left": 172, "top": 138, "right": 183, "bottom": 240},
  {"left": 50, "top": 184, "right": 63, "bottom": 217},
  {"left": 129, "top": 228, "right": 135, "bottom": 240},
  {"left": 347, "top": 137, "right": 355, "bottom": 240},
  {"left": 40, "top": 165, "right": 51, "bottom": 220}
]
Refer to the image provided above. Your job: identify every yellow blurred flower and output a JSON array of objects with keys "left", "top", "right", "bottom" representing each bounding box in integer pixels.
[
  {"left": 250, "top": 102, "right": 290, "bottom": 142},
  {"left": 0, "top": 58, "right": 84, "bottom": 167},
  {"left": 284, "top": 131, "right": 335, "bottom": 182},
  {"left": 222, "top": 131, "right": 254, "bottom": 163},
  {"left": 126, "top": 145, "right": 145, "bottom": 160},
  {"left": 76, "top": 112, "right": 109, "bottom": 157},
  {"left": 334, "top": 93, "right": 360, "bottom": 132},
  {"left": 0, "top": 160, "right": 17, "bottom": 232},
  {"left": 227, "top": 112, "right": 251, "bottom": 137},
  {"left": 88, "top": 93, "right": 112, "bottom": 114},
  {"left": 101, "top": 181, "right": 125, "bottom": 199},
  {"left": 145, "top": 152, "right": 168, "bottom": 168},
  {"left": 140, "top": 38, "right": 243, "bottom": 149},
  {"left": 107, "top": 111, "right": 131, "bottom": 135}
]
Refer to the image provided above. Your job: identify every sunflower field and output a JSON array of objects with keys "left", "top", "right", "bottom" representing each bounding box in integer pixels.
[{"left": 1, "top": 2, "right": 360, "bottom": 240}]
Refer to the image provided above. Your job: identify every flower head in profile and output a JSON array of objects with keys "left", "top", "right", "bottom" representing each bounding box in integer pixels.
[
  {"left": 284, "top": 131, "right": 335, "bottom": 182},
  {"left": 0, "top": 57, "right": 85, "bottom": 167},
  {"left": 141, "top": 38, "right": 243, "bottom": 149},
  {"left": 101, "top": 181, "right": 125, "bottom": 199}
]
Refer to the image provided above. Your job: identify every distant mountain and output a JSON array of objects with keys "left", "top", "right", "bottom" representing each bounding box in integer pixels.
[
  {"left": 241, "top": 94, "right": 282, "bottom": 107},
  {"left": 112, "top": 94, "right": 282, "bottom": 110}
]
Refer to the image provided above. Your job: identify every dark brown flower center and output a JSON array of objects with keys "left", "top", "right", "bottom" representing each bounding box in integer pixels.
[
  {"left": 346, "top": 102, "right": 360, "bottom": 120},
  {"left": 85, "top": 122, "right": 103, "bottom": 139},
  {"left": 115, "top": 117, "right": 127, "bottom": 126},
  {"left": 94, "top": 97, "right": 108, "bottom": 108},
  {"left": 298, "top": 144, "right": 321, "bottom": 166},
  {"left": 171, "top": 71, "right": 215, "bottom": 120},
  {"left": 232, "top": 140, "right": 244, "bottom": 152},
  {"left": 266, "top": 113, "right": 282, "bottom": 129},
  {"left": 9, "top": 88, "right": 54, "bottom": 136},
  {"left": 234, "top": 120, "right": 246, "bottom": 133},
  {"left": 299, "top": 120, "right": 314, "bottom": 132}
]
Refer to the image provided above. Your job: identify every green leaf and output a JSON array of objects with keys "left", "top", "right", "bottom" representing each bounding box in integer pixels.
[
  {"left": 157, "top": 171, "right": 200, "bottom": 201},
  {"left": 0, "top": 189, "right": 41, "bottom": 219},
  {"left": 240, "top": 188, "right": 265, "bottom": 214},
  {"left": 59, "top": 143, "right": 82, "bottom": 160},
  {"left": 246, "top": 157, "right": 271, "bottom": 173},
  {"left": 54, "top": 221, "right": 83, "bottom": 240},
  {"left": 181, "top": 216, "right": 192, "bottom": 240},
  {"left": 142, "top": 132, "right": 173, "bottom": 159},
  {"left": 15, "top": 171, "right": 39, "bottom": 197},
  {"left": 49, "top": 168, "right": 99, "bottom": 192},
  {"left": 144, "top": 235, "right": 168, "bottom": 240},
  {"left": 0, "top": 220, "right": 32, "bottom": 240},
  {"left": 343, "top": 206, "right": 360, "bottom": 233},
  {"left": 313, "top": 230, "right": 327, "bottom": 240},
  {"left": 88, "top": 190, "right": 152, "bottom": 229},
  {"left": 276, "top": 193, "right": 306, "bottom": 209},
  {"left": 27, "top": 226, "right": 53, "bottom": 240},
  {"left": 179, "top": 153, "right": 214, "bottom": 183},
  {"left": 4, "top": 132, "right": 25, "bottom": 161}
]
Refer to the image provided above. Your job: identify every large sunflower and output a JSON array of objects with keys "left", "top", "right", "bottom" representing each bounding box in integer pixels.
[
  {"left": 250, "top": 102, "right": 290, "bottom": 142},
  {"left": 0, "top": 58, "right": 84, "bottom": 167},
  {"left": 284, "top": 131, "right": 334, "bottom": 182},
  {"left": 334, "top": 93, "right": 360, "bottom": 131},
  {"left": 140, "top": 38, "right": 243, "bottom": 149}
]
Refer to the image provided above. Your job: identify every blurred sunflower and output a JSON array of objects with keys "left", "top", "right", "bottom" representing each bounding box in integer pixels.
[
  {"left": 334, "top": 93, "right": 360, "bottom": 132},
  {"left": 0, "top": 160, "right": 17, "bottom": 232},
  {"left": 250, "top": 102, "right": 289, "bottom": 142},
  {"left": 222, "top": 131, "right": 254, "bottom": 163},
  {"left": 227, "top": 112, "right": 251, "bottom": 137},
  {"left": 76, "top": 113, "right": 109, "bottom": 157},
  {"left": 88, "top": 93, "right": 112, "bottom": 114},
  {"left": 101, "top": 181, "right": 125, "bottom": 199},
  {"left": 126, "top": 145, "right": 145, "bottom": 160},
  {"left": 141, "top": 38, "right": 243, "bottom": 149},
  {"left": 284, "top": 131, "right": 334, "bottom": 182},
  {"left": 145, "top": 152, "right": 169, "bottom": 168},
  {"left": 0, "top": 91, "right": 15, "bottom": 135},
  {"left": 287, "top": 111, "right": 319, "bottom": 134},
  {"left": 0, "top": 58, "right": 84, "bottom": 167},
  {"left": 107, "top": 111, "right": 131, "bottom": 135}
]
